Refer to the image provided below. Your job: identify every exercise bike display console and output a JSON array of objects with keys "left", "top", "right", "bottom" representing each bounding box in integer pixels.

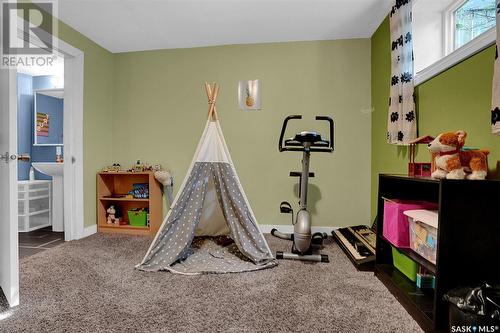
[{"left": 271, "top": 115, "right": 334, "bottom": 263}]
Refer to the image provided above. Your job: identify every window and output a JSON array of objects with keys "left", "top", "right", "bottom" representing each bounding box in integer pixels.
[
  {"left": 447, "top": 0, "right": 496, "bottom": 52},
  {"left": 412, "top": 0, "right": 496, "bottom": 85}
]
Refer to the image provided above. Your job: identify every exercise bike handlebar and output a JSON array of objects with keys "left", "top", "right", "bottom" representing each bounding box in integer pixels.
[
  {"left": 315, "top": 116, "right": 334, "bottom": 152},
  {"left": 278, "top": 115, "right": 302, "bottom": 152},
  {"left": 278, "top": 115, "right": 334, "bottom": 153}
]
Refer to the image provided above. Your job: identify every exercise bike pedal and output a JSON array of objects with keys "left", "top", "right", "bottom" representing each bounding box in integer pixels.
[
  {"left": 311, "top": 232, "right": 328, "bottom": 245},
  {"left": 271, "top": 228, "right": 294, "bottom": 241},
  {"left": 279, "top": 201, "right": 293, "bottom": 214}
]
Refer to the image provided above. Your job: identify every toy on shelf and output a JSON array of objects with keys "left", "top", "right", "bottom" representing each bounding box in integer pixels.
[
  {"left": 128, "top": 208, "right": 149, "bottom": 227},
  {"left": 408, "top": 135, "right": 435, "bottom": 177},
  {"left": 428, "top": 130, "right": 489, "bottom": 180},
  {"left": 106, "top": 205, "right": 122, "bottom": 224},
  {"left": 102, "top": 163, "right": 122, "bottom": 172},
  {"left": 126, "top": 160, "right": 159, "bottom": 172},
  {"left": 416, "top": 266, "right": 435, "bottom": 289},
  {"left": 128, "top": 183, "right": 149, "bottom": 199},
  {"left": 133, "top": 160, "right": 144, "bottom": 172}
]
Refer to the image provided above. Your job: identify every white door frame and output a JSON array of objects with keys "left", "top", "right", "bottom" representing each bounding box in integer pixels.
[
  {"left": 60, "top": 38, "right": 85, "bottom": 241},
  {"left": 0, "top": 68, "right": 20, "bottom": 307},
  {"left": 16, "top": 26, "right": 85, "bottom": 241}
]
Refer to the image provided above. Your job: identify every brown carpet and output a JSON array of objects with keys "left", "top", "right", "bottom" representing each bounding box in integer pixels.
[{"left": 0, "top": 233, "right": 422, "bottom": 332}]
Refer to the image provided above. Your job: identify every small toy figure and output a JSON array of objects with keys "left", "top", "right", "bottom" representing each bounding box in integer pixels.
[
  {"left": 428, "top": 130, "right": 489, "bottom": 180},
  {"left": 102, "top": 163, "right": 122, "bottom": 172},
  {"left": 111, "top": 163, "right": 121, "bottom": 172},
  {"left": 133, "top": 160, "right": 144, "bottom": 172},
  {"left": 106, "top": 205, "right": 122, "bottom": 224}
]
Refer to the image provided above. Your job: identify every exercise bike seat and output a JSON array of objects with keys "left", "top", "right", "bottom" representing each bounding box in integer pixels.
[{"left": 285, "top": 131, "right": 329, "bottom": 147}]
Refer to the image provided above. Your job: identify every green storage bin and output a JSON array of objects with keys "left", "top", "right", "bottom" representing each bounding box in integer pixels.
[
  {"left": 392, "top": 246, "right": 417, "bottom": 282},
  {"left": 128, "top": 210, "right": 147, "bottom": 227}
]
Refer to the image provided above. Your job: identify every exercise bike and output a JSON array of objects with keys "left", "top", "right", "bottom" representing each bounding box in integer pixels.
[{"left": 271, "top": 115, "right": 334, "bottom": 262}]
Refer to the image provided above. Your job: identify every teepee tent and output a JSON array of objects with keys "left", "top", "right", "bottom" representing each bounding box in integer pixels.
[{"left": 136, "top": 83, "right": 276, "bottom": 275}]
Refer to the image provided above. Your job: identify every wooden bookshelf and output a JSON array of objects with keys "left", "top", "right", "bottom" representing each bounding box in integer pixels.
[{"left": 97, "top": 171, "right": 162, "bottom": 236}]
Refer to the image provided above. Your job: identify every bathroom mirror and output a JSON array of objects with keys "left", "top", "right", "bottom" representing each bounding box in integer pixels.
[{"left": 33, "top": 89, "right": 64, "bottom": 146}]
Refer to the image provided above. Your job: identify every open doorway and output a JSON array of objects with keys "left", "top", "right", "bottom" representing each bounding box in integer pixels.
[
  {"left": 14, "top": 29, "right": 85, "bottom": 242},
  {"left": 13, "top": 32, "right": 85, "bottom": 240},
  {"left": 16, "top": 56, "right": 65, "bottom": 258}
]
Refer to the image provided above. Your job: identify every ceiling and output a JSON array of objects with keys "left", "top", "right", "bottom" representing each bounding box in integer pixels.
[{"left": 58, "top": 0, "right": 393, "bottom": 53}]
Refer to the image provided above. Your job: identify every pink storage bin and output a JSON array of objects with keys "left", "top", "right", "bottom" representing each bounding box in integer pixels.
[{"left": 382, "top": 199, "right": 438, "bottom": 248}]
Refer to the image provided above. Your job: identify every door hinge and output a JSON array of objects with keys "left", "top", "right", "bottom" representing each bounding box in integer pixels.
[
  {"left": 0, "top": 152, "right": 20, "bottom": 163},
  {"left": 0, "top": 152, "right": 9, "bottom": 163}
]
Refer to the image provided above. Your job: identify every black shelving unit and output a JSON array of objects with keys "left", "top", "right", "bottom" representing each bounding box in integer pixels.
[{"left": 375, "top": 174, "right": 500, "bottom": 332}]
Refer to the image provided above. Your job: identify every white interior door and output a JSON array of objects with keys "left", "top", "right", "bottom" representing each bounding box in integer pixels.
[{"left": 0, "top": 68, "right": 19, "bottom": 307}]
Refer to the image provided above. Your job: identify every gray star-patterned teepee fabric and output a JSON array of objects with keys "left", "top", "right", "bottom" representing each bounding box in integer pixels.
[{"left": 136, "top": 84, "right": 276, "bottom": 274}]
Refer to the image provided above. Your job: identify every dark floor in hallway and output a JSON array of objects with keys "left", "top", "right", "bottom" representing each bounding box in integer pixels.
[{"left": 19, "top": 227, "right": 64, "bottom": 258}]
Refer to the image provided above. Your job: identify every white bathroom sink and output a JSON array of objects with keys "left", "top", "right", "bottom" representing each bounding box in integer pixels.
[{"left": 32, "top": 162, "right": 63, "bottom": 177}]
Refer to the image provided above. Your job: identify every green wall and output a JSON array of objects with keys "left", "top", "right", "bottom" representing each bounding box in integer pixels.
[
  {"left": 112, "top": 40, "right": 372, "bottom": 227},
  {"left": 371, "top": 17, "right": 500, "bottom": 219}
]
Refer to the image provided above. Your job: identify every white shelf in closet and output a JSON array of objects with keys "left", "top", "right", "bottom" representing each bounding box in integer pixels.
[
  {"left": 19, "top": 209, "right": 51, "bottom": 217},
  {"left": 18, "top": 180, "right": 52, "bottom": 232}
]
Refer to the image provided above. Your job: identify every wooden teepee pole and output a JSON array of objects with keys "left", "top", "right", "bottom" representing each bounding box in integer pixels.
[
  {"left": 211, "top": 83, "right": 219, "bottom": 119},
  {"left": 205, "top": 82, "right": 219, "bottom": 121}
]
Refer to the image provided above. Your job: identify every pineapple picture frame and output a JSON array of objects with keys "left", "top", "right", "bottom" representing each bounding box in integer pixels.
[{"left": 238, "top": 79, "right": 261, "bottom": 110}]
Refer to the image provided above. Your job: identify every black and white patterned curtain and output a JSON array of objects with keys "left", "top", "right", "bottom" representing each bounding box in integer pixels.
[
  {"left": 491, "top": 0, "right": 500, "bottom": 135},
  {"left": 387, "top": 0, "right": 416, "bottom": 145}
]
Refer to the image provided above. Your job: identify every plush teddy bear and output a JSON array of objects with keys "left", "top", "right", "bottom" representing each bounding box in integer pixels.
[
  {"left": 106, "top": 205, "right": 121, "bottom": 224},
  {"left": 428, "top": 130, "right": 489, "bottom": 180},
  {"left": 154, "top": 170, "right": 174, "bottom": 204}
]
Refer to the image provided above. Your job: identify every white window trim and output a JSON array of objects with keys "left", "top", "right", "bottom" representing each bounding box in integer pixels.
[
  {"left": 415, "top": 23, "right": 495, "bottom": 87},
  {"left": 443, "top": 0, "right": 467, "bottom": 55}
]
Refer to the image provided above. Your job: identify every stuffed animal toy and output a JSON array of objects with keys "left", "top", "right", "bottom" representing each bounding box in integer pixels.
[
  {"left": 428, "top": 130, "right": 489, "bottom": 180},
  {"left": 154, "top": 170, "right": 172, "bottom": 187},
  {"left": 154, "top": 170, "right": 174, "bottom": 204},
  {"left": 106, "top": 205, "right": 121, "bottom": 224}
]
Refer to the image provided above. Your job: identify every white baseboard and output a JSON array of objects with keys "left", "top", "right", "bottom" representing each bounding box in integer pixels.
[
  {"left": 259, "top": 224, "right": 338, "bottom": 234},
  {"left": 81, "top": 224, "right": 97, "bottom": 239}
]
